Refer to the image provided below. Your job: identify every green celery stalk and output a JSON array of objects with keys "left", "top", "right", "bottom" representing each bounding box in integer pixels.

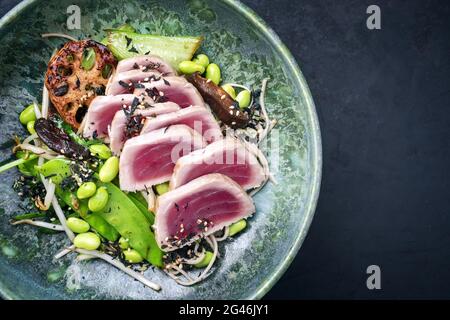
[{"left": 106, "top": 30, "right": 203, "bottom": 69}]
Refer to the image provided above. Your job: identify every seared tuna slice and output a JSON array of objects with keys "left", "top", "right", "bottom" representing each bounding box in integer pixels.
[
  {"left": 133, "top": 77, "right": 205, "bottom": 108},
  {"left": 155, "top": 173, "right": 255, "bottom": 251},
  {"left": 119, "top": 124, "right": 207, "bottom": 192},
  {"left": 140, "top": 105, "right": 222, "bottom": 143},
  {"left": 105, "top": 69, "right": 163, "bottom": 95},
  {"left": 109, "top": 102, "right": 181, "bottom": 155},
  {"left": 170, "top": 137, "right": 265, "bottom": 190},
  {"left": 82, "top": 94, "right": 152, "bottom": 140},
  {"left": 115, "top": 55, "right": 177, "bottom": 75}
]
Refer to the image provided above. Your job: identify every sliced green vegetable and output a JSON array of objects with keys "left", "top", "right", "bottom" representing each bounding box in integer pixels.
[
  {"left": 106, "top": 30, "right": 203, "bottom": 69},
  {"left": 116, "top": 24, "right": 136, "bottom": 33},
  {"left": 16, "top": 151, "right": 39, "bottom": 176},
  {"left": 53, "top": 115, "right": 102, "bottom": 148},
  {"left": 0, "top": 154, "right": 38, "bottom": 175},
  {"left": 155, "top": 182, "right": 169, "bottom": 196},
  {"left": 96, "top": 181, "right": 163, "bottom": 267},
  {"left": 229, "top": 219, "right": 247, "bottom": 236},
  {"left": 81, "top": 48, "right": 96, "bottom": 70},
  {"left": 101, "top": 64, "right": 114, "bottom": 79},
  {"left": 12, "top": 212, "right": 46, "bottom": 221},
  {"left": 194, "top": 251, "right": 214, "bottom": 268},
  {"left": 36, "top": 158, "right": 71, "bottom": 184}
]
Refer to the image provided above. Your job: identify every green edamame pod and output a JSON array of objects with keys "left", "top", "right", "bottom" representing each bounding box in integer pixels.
[
  {"left": 19, "top": 104, "right": 37, "bottom": 125},
  {"left": 205, "top": 63, "right": 221, "bottom": 85},
  {"left": 194, "top": 251, "right": 214, "bottom": 268},
  {"left": 193, "top": 54, "right": 210, "bottom": 68},
  {"left": 235, "top": 90, "right": 251, "bottom": 109},
  {"left": 99, "top": 156, "right": 119, "bottom": 182},
  {"left": 123, "top": 248, "right": 144, "bottom": 263},
  {"left": 66, "top": 217, "right": 90, "bottom": 233},
  {"left": 228, "top": 219, "right": 247, "bottom": 237},
  {"left": 77, "top": 182, "right": 97, "bottom": 199},
  {"left": 178, "top": 60, "right": 205, "bottom": 75},
  {"left": 89, "top": 144, "right": 112, "bottom": 160},
  {"left": 36, "top": 158, "right": 71, "bottom": 184},
  {"left": 88, "top": 187, "right": 109, "bottom": 212},
  {"left": 73, "top": 232, "right": 101, "bottom": 250}
]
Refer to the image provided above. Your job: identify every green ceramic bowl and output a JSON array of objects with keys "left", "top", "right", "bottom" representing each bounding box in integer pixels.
[{"left": 0, "top": 0, "right": 321, "bottom": 299}]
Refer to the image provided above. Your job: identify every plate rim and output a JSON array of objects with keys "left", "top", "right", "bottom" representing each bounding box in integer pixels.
[{"left": 0, "top": 0, "right": 322, "bottom": 300}]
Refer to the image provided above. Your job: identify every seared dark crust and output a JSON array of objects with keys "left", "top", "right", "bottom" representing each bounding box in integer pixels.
[
  {"left": 186, "top": 73, "right": 249, "bottom": 129},
  {"left": 45, "top": 40, "right": 117, "bottom": 128}
]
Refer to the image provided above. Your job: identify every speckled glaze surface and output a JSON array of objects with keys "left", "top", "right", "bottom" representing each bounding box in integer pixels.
[{"left": 0, "top": 0, "right": 321, "bottom": 299}]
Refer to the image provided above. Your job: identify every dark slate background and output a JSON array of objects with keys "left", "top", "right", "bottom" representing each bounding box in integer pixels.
[{"left": 1, "top": 0, "right": 450, "bottom": 299}]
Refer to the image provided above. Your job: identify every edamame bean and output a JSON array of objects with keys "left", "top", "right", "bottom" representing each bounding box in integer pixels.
[
  {"left": 77, "top": 182, "right": 97, "bottom": 199},
  {"left": 178, "top": 61, "right": 205, "bottom": 75},
  {"left": 26, "top": 120, "right": 36, "bottom": 134},
  {"left": 194, "top": 251, "right": 214, "bottom": 268},
  {"left": 123, "top": 248, "right": 144, "bottom": 263},
  {"left": 67, "top": 217, "right": 90, "bottom": 233},
  {"left": 193, "top": 54, "right": 210, "bottom": 68},
  {"left": 73, "top": 232, "right": 101, "bottom": 250},
  {"left": 88, "top": 187, "right": 109, "bottom": 212},
  {"left": 235, "top": 90, "right": 251, "bottom": 109},
  {"left": 155, "top": 182, "right": 170, "bottom": 195},
  {"left": 221, "top": 84, "right": 236, "bottom": 99},
  {"left": 89, "top": 144, "right": 112, "bottom": 160},
  {"left": 99, "top": 156, "right": 119, "bottom": 182},
  {"left": 118, "top": 237, "right": 130, "bottom": 250},
  {"left": 19, "top": 104, "right": 37, "bottom": 125},
  {"left": 205, "top": 63, "right": 221, "bottom": 85},
  {"left": 228, "top": 219, "right": 247, "bottom": 237}
]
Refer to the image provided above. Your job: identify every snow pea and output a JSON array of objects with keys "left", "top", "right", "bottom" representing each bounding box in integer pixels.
[
  {"left": 36, "top": 158, "right": 71, "bottom": 184},
  {"left": 15, "top": 151, "right": 38, "bottom": 176},
  {"left": 96, "top": 181, "right": 163, "bottom": 267},
  {"left": 84, "top": 214, "right": 119, "bottom": 242},
  {"left": 127, "top": 192, "right": 154, "bottom": 224}
]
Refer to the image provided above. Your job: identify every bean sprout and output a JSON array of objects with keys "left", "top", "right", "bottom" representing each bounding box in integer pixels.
[
  {"left": 11, "top": 219, "right": 64, "bottom": 231},
  {"left": 41, "top": 33, "right": 77, "bottom": 42},
  {"left": 74, "top": 248, "right": 161, "bottom": 291}
]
